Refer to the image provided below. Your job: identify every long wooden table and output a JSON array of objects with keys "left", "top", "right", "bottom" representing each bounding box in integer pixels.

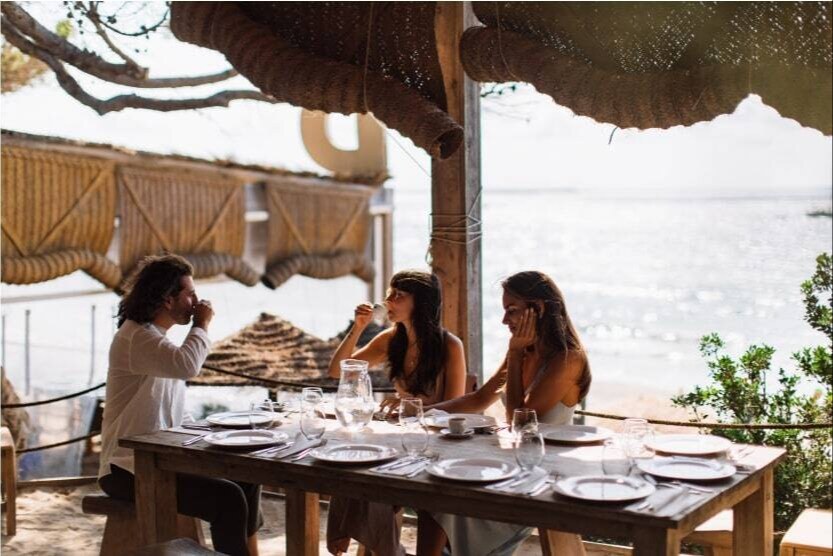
[{"left": 120, "top": 420, "right": 784, "bottom": 556}]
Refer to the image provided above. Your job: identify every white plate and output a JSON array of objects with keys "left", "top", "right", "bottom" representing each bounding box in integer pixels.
[
  {"left": 543, "top": 425, "right": 613, "bottom": 445},
  {"left": 426, "top": 458, "right": 519, "bottom": 482},
  {"left": 309, "top": 443, "right": 398, "bottom": 464},
  {"left": 424, "top": 413, "right": 496, "bottom": 430},
  {"left": 554, "top": 475, "right": 655, "bottom": 502},
  {"left": 439, "top": 428, "right": 475, "bottom": 439},
  {"left": 202, "top": 429, "right": 289, "bottom": 448},
  {"left": 206, "top": 411, "right": 278, "bottom": 428},
  {"left": 646, "top": 434, "right": 732, "bottom": 456},
  {"left": 637, "top": 457, "right": 736, "bottom": 481}
]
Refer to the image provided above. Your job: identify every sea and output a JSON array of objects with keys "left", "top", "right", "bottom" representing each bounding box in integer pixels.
[{"left": 1, "top": 185, "right": 830, "bottom": 477}]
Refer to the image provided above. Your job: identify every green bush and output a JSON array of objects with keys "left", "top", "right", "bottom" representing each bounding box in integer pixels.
[{"left": 672, "top": 253, "right": 832, "bottom": 532}]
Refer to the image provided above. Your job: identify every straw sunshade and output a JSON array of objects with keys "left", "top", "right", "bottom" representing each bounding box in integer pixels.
[
  {"left": 192, "top": 312, "right": 392, "bottom": 391},
  {"left": 1, "top": 145, "right": 121, "bottom": 288},
  {"left": 169, "top": 2, "right": 463, "bottom": 159},
  {"left": 117, "top": 165, "right": 259, "bottom": 291},
  {"left": 262, "top": 179, "right": 374, "bottom": 289},
  {"left": 461, "top": 2, "right": 832, "bottom": 135}
]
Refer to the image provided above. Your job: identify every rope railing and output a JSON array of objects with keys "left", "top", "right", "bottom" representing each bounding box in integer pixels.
[
  {"left": 199, "top": 363, "right": 397, "bottom": 392},
  {"left": 576, "top": 409, "right": 833, "bottom": 430},
  {"left": 17, "top": 431, "right": 100, "bottom": 454},
  {"left": 1, "top": 382, "right": 106, "bottom": 409}
]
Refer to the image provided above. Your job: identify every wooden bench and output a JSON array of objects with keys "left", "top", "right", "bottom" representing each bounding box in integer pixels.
[
  {"left": 780, "top": 509, "right": 832, "bottom": 556},
  {"left": 1, "top": 426, "right": 16, "bottom": 536},
  {"left": 129, "top": 538, "right": 222, "bottom": 556},
  {"left": 684, "top": 509, "right": 733, "bottom": 556},
  {"left": 82, "top": 494, "right": 205, "bottom": 556}
]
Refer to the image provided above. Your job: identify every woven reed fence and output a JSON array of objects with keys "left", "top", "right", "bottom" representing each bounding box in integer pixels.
[
  {"left": 1, "top": 146, "right": 121, "bottom": 288},
  {"left": 117, "top": 165, "right": 259, "bottom": 291},
  {"left": 262, "top": 179, "right": 374, "bottom": 289}
]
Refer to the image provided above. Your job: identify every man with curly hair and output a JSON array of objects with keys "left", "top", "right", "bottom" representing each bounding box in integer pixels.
[{"left": 98, "top": 254, "right": 261, "bottom": 555}]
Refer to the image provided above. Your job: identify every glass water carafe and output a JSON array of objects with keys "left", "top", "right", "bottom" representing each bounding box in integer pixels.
[{"left": 334, "top": 359, "right": 374, "bottom": 432}]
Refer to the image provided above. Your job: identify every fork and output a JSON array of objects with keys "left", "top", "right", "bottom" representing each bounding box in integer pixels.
[
  {"left": 251, "top": 442, "right": 294, "bottom": 456},
  {"left": 182, "top": 433, "right": 211, "bottom": 446}
]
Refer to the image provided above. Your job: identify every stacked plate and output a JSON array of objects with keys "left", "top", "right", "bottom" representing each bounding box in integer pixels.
[
  {"left": 553, "top": 475, "right": 655, "bottom": 502},
  {"left": 542, "top": 425, "right": 613, "bottom": 445},
  {"left": 645, "top": 434, "right": 732, "bottom": 456},
  {"left": 202, "top": 429, "right": 289, "bottom": 448},
  {"left": 423, "top": 413, "right": 496, "bottom": 430},
  {"left": 309, "top": 443, "right": 398, "bottom": 465},
  {"left": 426, "top": 458, "right": 519, "bottom": 482},
  {"left": 206, "top": 411, "right": 279, "bottom": 429},
  {"left": 637, "top": 457, "right": 735, "bottom": 481}
]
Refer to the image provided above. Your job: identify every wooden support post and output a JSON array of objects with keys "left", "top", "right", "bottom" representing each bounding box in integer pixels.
[
  {"left": 632, "top": 527, "right": 680, "bottom": 556},
  {"left": 285, "top": 488, "right": 320, "bottom": 556},
  {"left": 733, "top": 468, "right": 774, "bottom": 555},
  {"left": 432, "top": 1, "right": 483, "bottom": 382},
  {"left": 133, "top": 451, "right": 178, "bottom": 546}
]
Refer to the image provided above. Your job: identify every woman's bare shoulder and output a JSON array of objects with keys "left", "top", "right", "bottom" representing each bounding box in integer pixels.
[
  {"left": 444, "top": 332, "right": 464, "bottom": 350},
  {"left": 549, "top": 350, "right": 586, "bottom": 378}
]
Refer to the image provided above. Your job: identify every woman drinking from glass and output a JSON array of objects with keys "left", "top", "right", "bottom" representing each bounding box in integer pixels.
[{"left": 326, "top": 270, "right": 467, "bottom": 555}]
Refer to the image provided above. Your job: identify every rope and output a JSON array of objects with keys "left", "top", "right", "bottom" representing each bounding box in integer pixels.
[
  {"left": 17, "top": 431, "right": 100, "bottom": 454},
  {"left": 577, "top": 409, "right": 833, "bottom": 430},
  {"left": 1, "top": 382, "right": 106, "bottom": 409},
  {"left": 199, "top": 363, "right": 396, "bottom": 393},
  {"left": 429, "top": 187, "right": 484, "bottom": 248}
]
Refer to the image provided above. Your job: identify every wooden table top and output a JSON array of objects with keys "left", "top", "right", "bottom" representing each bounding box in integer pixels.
[{"left": 121, "top": 418, "right": 785, "bottom": 536}]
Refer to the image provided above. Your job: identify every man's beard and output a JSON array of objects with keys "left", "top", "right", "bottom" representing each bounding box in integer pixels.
[{"left": 175, "top": 308, "right": 192, "bottom": 325}]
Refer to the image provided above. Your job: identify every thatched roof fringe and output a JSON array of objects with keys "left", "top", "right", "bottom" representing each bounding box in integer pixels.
[
  {"left": 170, "top": 2, "right": 463, "bottom": 158},
  {"left": 262, "top": 251, "right": 374, "bottom": 290}
]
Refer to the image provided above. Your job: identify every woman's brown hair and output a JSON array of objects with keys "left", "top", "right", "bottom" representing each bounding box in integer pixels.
[{"left": 502, "top": 271, "right": 591, "bottom": 401}]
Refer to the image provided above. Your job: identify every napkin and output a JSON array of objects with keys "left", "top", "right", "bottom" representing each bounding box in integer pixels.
[
  {"left": 274, "top": 437, "right": 323, "bottom": 459},
  {"left": 487, "top": 467, "right": 549, "bottom": 493},
  {"left": 632, "top": 486, "right": 690, "bottom": 517}
]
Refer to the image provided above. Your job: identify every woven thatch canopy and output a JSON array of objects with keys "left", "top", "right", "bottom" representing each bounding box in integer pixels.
[
  {"left": 192, "top": 312, "right": 392, "bottom": 391},
  {"left": 463, "top": 2, "right": 832, "bottom": 134},
  {"left": 169, "top": 1, "right": 831, "bottom": 148}
]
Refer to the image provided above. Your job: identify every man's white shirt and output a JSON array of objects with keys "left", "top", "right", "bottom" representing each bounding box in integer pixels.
[{"left": 98, "top": 320, "right": 210, "bottom": 478}]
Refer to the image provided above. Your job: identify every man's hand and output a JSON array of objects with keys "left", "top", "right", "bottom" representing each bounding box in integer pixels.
[{"left": 193, "top": 299, "right": 214, "bottom": 330}]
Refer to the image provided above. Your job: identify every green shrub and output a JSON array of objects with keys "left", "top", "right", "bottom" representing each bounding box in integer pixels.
[{"left": 672, "top": 253, "right": 832, "bottom": 532}]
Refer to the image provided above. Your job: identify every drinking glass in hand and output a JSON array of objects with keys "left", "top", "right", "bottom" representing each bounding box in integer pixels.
[
  {"left": 512, "top": 408, "right": 539, "bottom": 441},
  {"left": 249, "top": 400, "right": 276, "bottom": 430},
  {"left": 602, "top": 438, "right": 632, "bottom": 476},
  {"left": 514, "top": 430, "right": 545, "bottom": 472},
  {"left": 399, "top": 397, "right": 429, "bottom": 456}
]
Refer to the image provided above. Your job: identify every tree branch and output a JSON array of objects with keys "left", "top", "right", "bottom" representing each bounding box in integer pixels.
[
  {"left": 2, "top": 2, "right": 240, "bottom": 88},
  {"left": 1, "top": 17, "right": 276, "bottom": 114},
  {"left": 86, "top": 1, "right": 143, "bottom": 70}
]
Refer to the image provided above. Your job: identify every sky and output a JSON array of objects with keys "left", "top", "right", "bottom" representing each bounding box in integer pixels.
[{"left": 1, "top": 4, "right": 831, "bottom": 194}]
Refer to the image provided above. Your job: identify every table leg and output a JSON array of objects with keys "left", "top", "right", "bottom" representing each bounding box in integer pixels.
[
  {"left": 285, "top": 488, "right": 319, "bottom": 556},
  {"left": 633, "top": 527, "right": 680, "bottom": 556},
  {"left": 134, "top": 451, "right": 178, "bottom": 546},
  {"left": 733, "top": 467, "right": 774, "bottom": 556}
]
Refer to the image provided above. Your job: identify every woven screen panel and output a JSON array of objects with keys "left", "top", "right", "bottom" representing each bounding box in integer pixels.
[
  {"left": 169, "top": 1, "right": 463, "bottom": 159},
  {"left": 462, "top": 2, "right": 832, "bottom": 135},
  {"left": 192, "top": 312, "right": 393, "bottom": 390},
  {"left": 117, "top": 166, "right": 259, "bottom": 290},
  {"left": 262, "top": 179, "right": 374, "bottom": 289},
  {"left": 1, "top": 145, "right": 121, "bottom": 288}
]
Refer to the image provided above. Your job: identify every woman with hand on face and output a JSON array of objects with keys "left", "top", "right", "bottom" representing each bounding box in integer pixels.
[
  {"left": 424, "top": 270, "right": 591, "bottom": 556},
  {"left": 326, "top": 270, "right": 467, "bottom": 556}
]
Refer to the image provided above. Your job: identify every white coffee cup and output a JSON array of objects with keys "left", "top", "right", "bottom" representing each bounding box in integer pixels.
[{"left": 448, "top": 416, "right": 467, "bottom": 435}]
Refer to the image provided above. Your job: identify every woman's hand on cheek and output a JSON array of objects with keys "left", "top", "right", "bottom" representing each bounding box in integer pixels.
[{"left": 508, "top": 308, "right": 536, "bottom": 351}]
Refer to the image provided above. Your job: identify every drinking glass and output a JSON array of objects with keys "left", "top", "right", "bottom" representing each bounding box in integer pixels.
[
  {"left": 602, "top": 438, "right": 632, "bottom": 476},
  {"left": 514, "top": 430, "right": 545, "bottom": 472},
  {"left": 512, "top": 408, "right": 539, "bottom": 441},
  {"left": 300, "top": 397, "right": 327, "bottom": 441},
  {"left": 249, "top": 400, "right": 276, "bottom": 430},
  {"left": 301, "top": 387, "right": 324, "bottom": 404},
  {"left": 622, "top": 418, "right": 655, "bottom": 460},
  {"left": 334, "top": 359, "right": 374, "bottom": 432},
  {"left": 371, "top": 303, "right": 388, "bottom": 326},
  {"left": 399, "top": 397, "right": 429, "bottom": 456}
]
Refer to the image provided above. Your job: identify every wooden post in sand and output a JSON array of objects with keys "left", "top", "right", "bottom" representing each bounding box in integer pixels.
[{"left": 432, "top": 2, "right": 483, "bottom": 381}]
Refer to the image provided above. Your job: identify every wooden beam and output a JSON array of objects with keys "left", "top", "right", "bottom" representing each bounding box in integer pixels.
[{"left": 432, "top": 1, "right": 483, "bottom": 382}]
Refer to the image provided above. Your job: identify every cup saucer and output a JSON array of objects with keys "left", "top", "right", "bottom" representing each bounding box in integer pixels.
[{"left": 440, "top": 428, "right": 475, "bottom": 439}]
